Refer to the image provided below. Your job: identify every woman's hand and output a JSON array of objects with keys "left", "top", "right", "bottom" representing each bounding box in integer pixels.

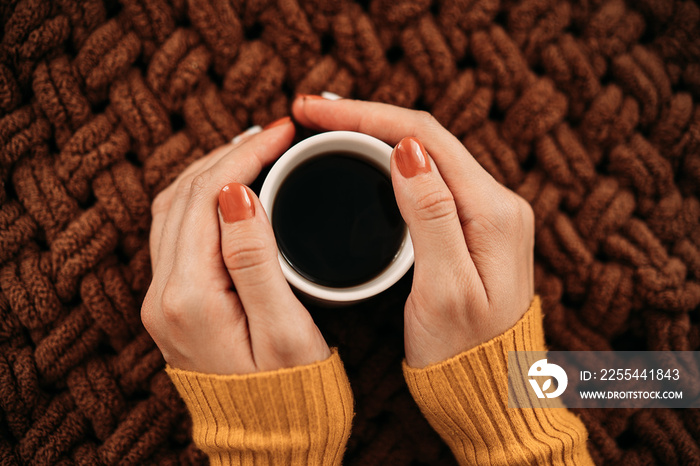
[
  {"left": 142, "top": 119, "right": 331, "bottom": 374},
  {"left": 293, "top": 97, "right": 535, "bottom": 368}
]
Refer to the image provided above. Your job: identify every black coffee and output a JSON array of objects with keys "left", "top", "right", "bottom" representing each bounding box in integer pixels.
[{"left": 272, "top": 153, "right": 405, "bottom": 288}]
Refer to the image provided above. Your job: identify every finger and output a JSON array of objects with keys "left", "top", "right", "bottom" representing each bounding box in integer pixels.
[
  {"left": 204, "top": 117, "right": 293, "bottom": 183},
  {"left": 217, "top": 183, "right": 327, "bottom": 370},
  {"left": 150, "top": 143, "right": 234, "bottom": 268},
  {"left": 320, "top": 91, "right": 343, "bottom": 100},
  {"left": 217, "top": 183, "right": 296, "bottom": 314},
  {"left": 159, "top": 119, "right": 294, "bottom": 277},
  {"left": 391, "top": 137, "right": 481, "bottom": 294},
  {"left": 149, "top": 130, "right": 262, "bottom": 267},
  {"left": 153, "top": 123, "right": 265, "bottom": 224},
  {"left": 231, "top": 125, "right": 262, "bottom": 145},
  {"left": 292, "top": 96, "right": 502, "bottom": 223},
  {"left": 196, "top": 123, "right": 267, "bottom": 175}
]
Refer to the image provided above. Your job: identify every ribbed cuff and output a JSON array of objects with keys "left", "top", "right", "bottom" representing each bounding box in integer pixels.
[
  {"left": 166, "top": 348, "right": 354, "bottom": 466},
  {"left": 403, "top": 297, "right": 594, "bottom": 466}
]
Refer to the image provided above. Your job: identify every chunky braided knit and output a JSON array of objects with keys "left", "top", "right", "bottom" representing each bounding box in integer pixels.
[{"left": 1, "top": 0, "right": 699, "bottom": 464}]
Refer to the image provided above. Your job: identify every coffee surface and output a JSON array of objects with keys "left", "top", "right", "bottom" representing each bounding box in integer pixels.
[{"left": 272, "top": 153, "right": 405, "bottom": 288}]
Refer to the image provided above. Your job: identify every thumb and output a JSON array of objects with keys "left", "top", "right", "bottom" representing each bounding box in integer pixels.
[
  {"left": 390, "top": 137, "right": 473, "bottom": 280},
  {"left": 218, "top": 182, "right": 330, "bottom": 369},
  {"left": 217, "top": 182, "right": 297, "bottom": 320},
  {"left": 219, "top": 183, "right": 308, "bottom": 335}
]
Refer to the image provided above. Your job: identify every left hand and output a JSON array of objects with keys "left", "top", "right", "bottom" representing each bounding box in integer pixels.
[{"left": 141, "top": 120, "right": 331, "bottom": 375}]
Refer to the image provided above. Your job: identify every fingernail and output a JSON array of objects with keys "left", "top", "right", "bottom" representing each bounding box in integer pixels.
[
  {"left": 219, "top": 183, "right": 255, "bottom": 223},
  {"left": 321, "top": 91, "right": 342, "bottom": 100},
  {"left": 296, "top": 94, "right": 326, "bottom": 101},
  {"left": 394, "top": 137, "right": 430, "bottom": 178},
  {"left": 232, "top": 125, "right": 262, "bottom": 144},
  {"left": 263, "top": 116, "right": 291, "bottom": 130}
]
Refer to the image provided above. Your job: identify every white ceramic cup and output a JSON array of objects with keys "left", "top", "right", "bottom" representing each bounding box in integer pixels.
[{"left": 259, "top": 131, "right": 414, "bottom": 304}]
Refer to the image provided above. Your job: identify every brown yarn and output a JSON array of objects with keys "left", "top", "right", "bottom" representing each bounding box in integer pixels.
[{"left": 1, "top": 0, "right": 699, "bottom": 464}]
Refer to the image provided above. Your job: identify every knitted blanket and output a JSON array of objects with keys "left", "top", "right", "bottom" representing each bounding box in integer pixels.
[{"left": 1, "top": 0, "right": 699, "bottom": 464}]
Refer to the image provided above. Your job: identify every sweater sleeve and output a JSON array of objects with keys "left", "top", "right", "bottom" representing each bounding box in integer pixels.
[
  {"left": 165, "top": 348, "right": 354, "bottom": 466},
  {"left": 402, "top": 296, "right": 594, "bottom": 465}
]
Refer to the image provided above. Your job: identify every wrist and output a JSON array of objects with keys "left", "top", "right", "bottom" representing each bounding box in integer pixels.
[{"left": 404, "top": 295, "right": 544, "bottom": 370}]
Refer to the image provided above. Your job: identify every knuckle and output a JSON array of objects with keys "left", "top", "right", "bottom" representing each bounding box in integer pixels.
[
  {"left": 492, "top": 192, "right": 523, "bottom": 228},
  {"left": 189, "top": 172, "right": 212, "bottom": 196},
  {"left": 140, "top": 289, "right": 156, "bottom": 331},
  {"left": 414, "top": 188, "right": 457, "bottom": 223},
  {"left": 151, "top": 191, "right": 170, "bottom": 217},
  {"left": 518, "top": 197, "right": 535, "bottom": 231},
  {"left": 469, "top": 191, "right": 533, "bottom": 241},
  {"left": 175, "top": 174, "right": 195, "bottom": 199},
  {"left": 415, "top": 110, "right": 438, "bottom": 129},
  {"left": 176, "top": 172, "right": 193, "bottom": 189},
  {"left": 224, "top": 237, "right": 273, "bottom": 277},
  {"left": 160, "top": 281, "right": 187, "bottom": 325}
]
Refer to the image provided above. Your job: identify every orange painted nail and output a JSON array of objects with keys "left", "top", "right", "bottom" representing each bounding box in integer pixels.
[
  {"left": 263, "top": 116, "right": 291, "bottom": 130},
  {"left": 394, "top": 137, "right": 430, "bottom": 178},
  {"left": 297, "top": 94, "right": 325, "bottom": 101},
  {"left": 219, "top": 183, "right": 255, "bottom": 223}
]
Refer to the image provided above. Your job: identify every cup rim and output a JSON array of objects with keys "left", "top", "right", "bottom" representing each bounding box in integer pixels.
[{"left": 259, "top": 131, "right": 414, "bottom": 303}]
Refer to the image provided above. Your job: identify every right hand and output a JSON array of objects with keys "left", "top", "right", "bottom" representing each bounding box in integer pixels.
[{"left": 293, "top": 97, "right": 535, "bottom": 368}]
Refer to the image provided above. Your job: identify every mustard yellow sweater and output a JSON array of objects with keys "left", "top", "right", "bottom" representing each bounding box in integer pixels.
[{"left": 166, "top": 297, "right": 594, "bottom": 465}]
